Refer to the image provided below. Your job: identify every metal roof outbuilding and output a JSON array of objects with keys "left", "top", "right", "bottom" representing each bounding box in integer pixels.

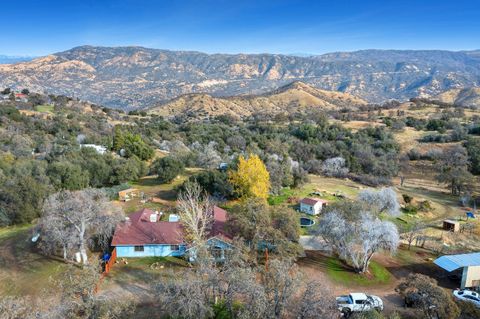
[{"left": 434, "top": 252, "right": 480, "bottom": 272}]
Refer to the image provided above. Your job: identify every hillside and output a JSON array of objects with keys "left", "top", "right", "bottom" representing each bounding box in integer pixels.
[
  {"left": 148, "top": 82, "right": 367, "bottom": 118},
  {"left": 434, "top": 87, "right": 480, "bottom": 107},
  {"left": 0, "top": 46, "right": 479, "bottom": 109}
]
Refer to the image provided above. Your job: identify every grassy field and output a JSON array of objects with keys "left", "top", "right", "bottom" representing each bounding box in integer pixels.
[
  {"left": 0, "top": 224, "right": 68, "bottom": 297},
  {"left": 119, "top": 168, "right": 201, "bottom": 214},
  {"left": 34, "top": 104, "right": 54, "bottom": 113},
  {"left": 268, "top": 175, "right": 362, "bottom": 207}
]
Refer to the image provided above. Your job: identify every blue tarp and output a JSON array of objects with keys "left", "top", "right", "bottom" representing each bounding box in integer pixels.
[
  {"left": 467, "top": 212, "right": 476, "bottom": 219},
  {"left": 434, "top": 252, "right": 480, "bottom": 272}
]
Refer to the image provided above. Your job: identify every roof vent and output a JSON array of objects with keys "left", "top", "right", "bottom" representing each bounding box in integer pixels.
[
  {"left": 169, "top": 214, "right": 180, "bottom": 222},
  {"left": 149, "top": 213, "right": 158, "bottom": 223}
]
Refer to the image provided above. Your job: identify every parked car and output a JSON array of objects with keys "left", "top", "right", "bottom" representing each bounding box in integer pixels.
[
  {"left": 453, "top": 289, "right": 480, "bottom": 307},
  {"left": 336, "top": 292, "right": 384, "bottom": 316}
]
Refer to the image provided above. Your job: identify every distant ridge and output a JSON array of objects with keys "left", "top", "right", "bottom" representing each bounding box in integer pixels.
[
  {"left": 0, "top": 55, "right": 35, "bottom": 64},
  {"left": 0, "top": 46, "right": 479, "bottom": 109}
]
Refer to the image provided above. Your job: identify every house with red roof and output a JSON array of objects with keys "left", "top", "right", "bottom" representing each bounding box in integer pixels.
[
  {"left": 299, "top": 197, "right": 328, "bottom": 215},
  {"left": 112, "top": 208, "right": 186, "bottom": 257},
  {"left": 14, "top": 93, "right": 28, "bottom": 103},
  {"left": 111, "top": 206, "right": 233, "bottom": 259}
]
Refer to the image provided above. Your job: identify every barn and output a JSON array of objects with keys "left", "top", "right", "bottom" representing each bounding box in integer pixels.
[{"left": 434, "top": 252, "right": 480, "bottom": 289}]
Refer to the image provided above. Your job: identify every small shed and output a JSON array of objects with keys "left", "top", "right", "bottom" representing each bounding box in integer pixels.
[
  {"left": 435, "top": 252, "right": 480, "bottom": 289},
  {"left": 299, "top": 198, "right": 328, "bottom": 216},
  {"left": 443, "top": 219, "right": 460, "bottom": 232},
  {"left": 118, "top": 188, "right": 139, "bottom": 202}
]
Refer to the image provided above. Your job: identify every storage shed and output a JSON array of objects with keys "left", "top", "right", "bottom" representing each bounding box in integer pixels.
[
  {"left": 443, "top": 219, "right": 460, "bottom": 232},
  {"left": 299, "top": 198, "right": 328, "bottom": 216},
  {"left": 434, "top": 252, "right": 480, "bottom": 289}
]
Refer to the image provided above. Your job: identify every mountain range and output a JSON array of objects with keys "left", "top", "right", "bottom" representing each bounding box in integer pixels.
[
  {"left": 0, "top": 46, "right": 479, "bottom": 109},
  {"left": 0, "top": 55, "right": 34, "bottom": 64}
]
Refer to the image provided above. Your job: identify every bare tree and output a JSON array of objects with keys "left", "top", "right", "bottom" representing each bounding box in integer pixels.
[
  {"left": 40, "top": 189, "right": 123, "bottom": 264},
  {"left": 316, "top": 211, "right": 399, "bottom": 273},
  {"left": 401, "top": 220, "right": 424, "bottom": 250},
  {"left": 192, "top": 141, "right": 223, "bottom": 169},
  {"left": 260, "top": 258, "right": 302, "bottom": 319},
  {"left": 54, "top": 263, "right": 136, "bottom": 319},
  {"left": 398, "top": 154, "right": 410, "bottom": 186},
  {"left": 177, "top": 181, "right": 213, "bottom": 245},
  {"left": 354, "top": 214, "right": 399, "bottom": 273},
  {"left": 290, "top": 280, "right": 338, "bottom": 319},
  {"left": 156, "top": 270, "right": 214, "bottom": 319},
  {"left": 358, "top": 187, "right": 401, "bottom": 217},
  {"left": 0, "top": 296, "right": 36, "bottom": 319},
  {"left": 38, "top": 212, "right": 77, "bottom": 261},
  {"left": 321, "top": 157, "right": 349, "bottom": 178}
]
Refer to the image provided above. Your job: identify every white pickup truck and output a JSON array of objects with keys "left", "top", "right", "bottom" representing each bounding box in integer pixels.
[{"left": 336, "top": 292, "right": 384, "bottom": 315}]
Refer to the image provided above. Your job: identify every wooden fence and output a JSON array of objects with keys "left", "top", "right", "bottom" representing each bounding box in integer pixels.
[
  {"left": 104, "top": 247, "right": 117, "bottom": 274},
  {"left": 95, "top": 248, "right": 117, "bottom": 294}
]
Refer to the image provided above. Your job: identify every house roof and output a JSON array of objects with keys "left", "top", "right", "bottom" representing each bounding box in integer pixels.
[
  {"left": 434, "top": 252, "right": 480, "bottom": 272},
  {"left": 443, "top": 219, "right": 459, "bottom": 224},
  {"left": 300, "top": 197, "right": 327, "bottom": 206},
  {"left": 112, "top": 206, "right": 232, "bottom": 246},
  {"left": 112, "top": 208, "right": 184, "bottom": 246},
  {"left": 210, "top": 206, "right": 232, "bottom": 241}
]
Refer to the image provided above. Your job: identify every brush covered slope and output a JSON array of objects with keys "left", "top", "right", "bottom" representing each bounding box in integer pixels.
[{"left": 148, "top": 82, "right": 367, "bottom": 118}]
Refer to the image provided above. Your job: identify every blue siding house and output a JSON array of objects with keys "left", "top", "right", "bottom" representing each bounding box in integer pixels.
[
  {"left": 115, "top": 244, "right": 187, "bottom": 258},
  {"left": 112, "top": 208, "right": 186, "bottom": 258},
  {"left": 112, "top": 206, "right": 233, "bottom": 259}
]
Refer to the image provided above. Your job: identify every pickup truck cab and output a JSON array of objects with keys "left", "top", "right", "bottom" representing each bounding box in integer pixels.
[{"left": 336, "top": 293, "right": 384, "bottom": 315}]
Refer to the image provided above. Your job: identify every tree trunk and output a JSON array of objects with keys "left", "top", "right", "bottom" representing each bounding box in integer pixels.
[
  {"left": 360, "top": 253, "right": 374, "bottom": 273},
  {"left": 79, "top": 220, "right": 88, "bottom": 264}
]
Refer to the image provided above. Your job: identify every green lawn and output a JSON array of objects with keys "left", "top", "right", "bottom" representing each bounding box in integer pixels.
[
  {"left": 0, "top": 224, "right": 32, "bottom": 241},
  {"left": 120, "top": 169, "right": 201, "bottom": 214},
  {"left": 34, "top": 104, "right": 54, "bottom": 113},
  {"left": 326, "top": 258, "right": 391, "bottom": 286},
  {"left": 0, "top": 224, "right": 68, "bottom": 296}
]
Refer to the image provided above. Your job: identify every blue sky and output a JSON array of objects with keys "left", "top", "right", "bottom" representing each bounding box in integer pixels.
[{"left": 2, "top": 0, "right": 479, "bottom": 56}]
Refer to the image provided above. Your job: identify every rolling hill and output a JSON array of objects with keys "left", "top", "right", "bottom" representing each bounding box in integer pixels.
[
  {"left": 435, "top": 87, "right": 480, "bottom": 107},
  {"left": 148, "top": 82, "right": 367, "bottom": 118}
]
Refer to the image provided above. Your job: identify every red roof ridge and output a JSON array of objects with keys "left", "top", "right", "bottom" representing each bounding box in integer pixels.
[{"left": 300, "top": 197, "right": 328, "bottom": 205}]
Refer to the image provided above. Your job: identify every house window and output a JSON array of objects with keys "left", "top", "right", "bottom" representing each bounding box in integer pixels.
[
  {"left": 170, "top": 245, "right": 180, "bottom": 251},
  {"left": 134, "top": 245, "right": 144, "bottom": 252}
]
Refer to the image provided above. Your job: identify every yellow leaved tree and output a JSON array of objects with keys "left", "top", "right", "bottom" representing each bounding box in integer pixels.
[{"left": 229, "top": 154, "right": 270, "bottom": 200}]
